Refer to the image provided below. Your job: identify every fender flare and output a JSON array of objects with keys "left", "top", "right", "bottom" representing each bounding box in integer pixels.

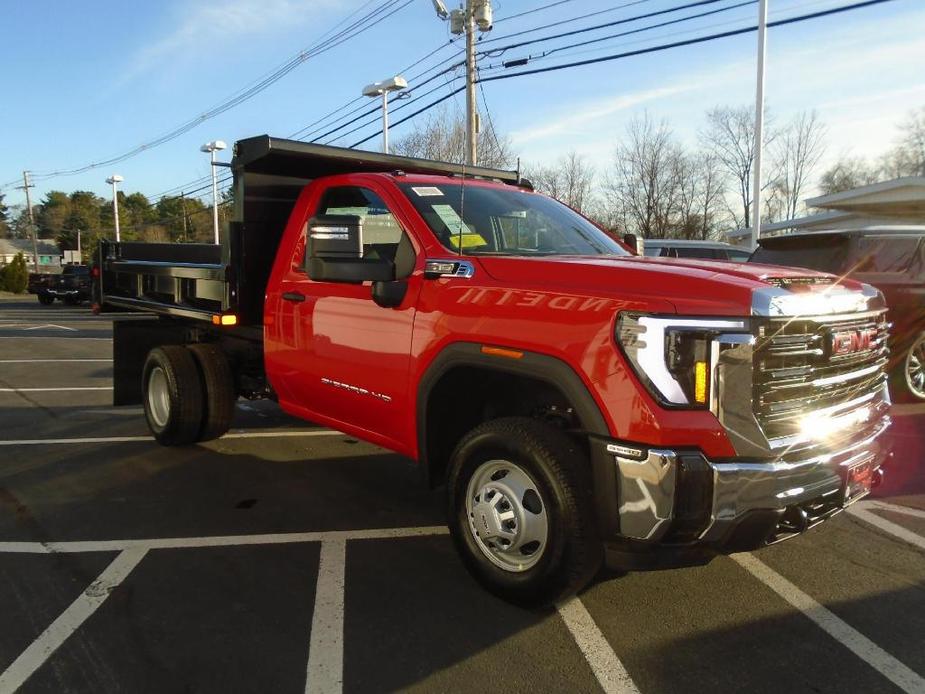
[{"left": 416, "top": 342, "right": 620, "bottom": 536}]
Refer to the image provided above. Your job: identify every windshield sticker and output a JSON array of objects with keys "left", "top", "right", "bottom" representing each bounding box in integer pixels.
[
  {"left": 411, "top": 186, "right": 444, "bottom": 197},
  {"left": 432, "top": 204, "right": 471, "bottom": 234}
]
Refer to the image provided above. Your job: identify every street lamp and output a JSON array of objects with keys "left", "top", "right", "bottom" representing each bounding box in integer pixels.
[
  {"left": 200, "top": 140, "right": 227, "bottom": 245},
  {"left": 105, "top": 175, "right": 124, "bottom": 242},
  {"left": 362, "top": 75, "right": 408, "bottom": 154}
]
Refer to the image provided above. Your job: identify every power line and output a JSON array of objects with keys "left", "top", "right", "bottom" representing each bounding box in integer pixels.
[
  {"left": 481, "top": 0, "right": 656, "bottom": 43},
  {"left": 480, "top": 0, "right": 730, "bottom": 56},
  {"left": 481, "top": 0, "right": 896, "bottom": 80},
  {"left": 492, "top": 0, "right": 581, "bottom": 24},
  {"left": 23, "top": 0, "right": 413, "bottom": 182},
  {"left": 350, "top": 0, "right": 897, "bottom": 147}
]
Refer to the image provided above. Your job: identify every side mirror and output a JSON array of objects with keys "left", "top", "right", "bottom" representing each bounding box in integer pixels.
[
  {"left": 306, "top": 214, "right": 394, "bottom": 283},
  {"left": 622, "top": 233, "right": 639, "bottom": 255}
]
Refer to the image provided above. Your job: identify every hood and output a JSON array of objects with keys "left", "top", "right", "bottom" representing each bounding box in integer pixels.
[{"left": 474, "top": 255, "right": 864, "bottom": 316}]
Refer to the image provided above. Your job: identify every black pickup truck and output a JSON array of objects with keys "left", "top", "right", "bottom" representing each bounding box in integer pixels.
[{"left": 34, "top": 264, "right": 92, "bottom": 305}]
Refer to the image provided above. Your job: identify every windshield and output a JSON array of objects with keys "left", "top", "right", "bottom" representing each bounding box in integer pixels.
[
  {"left": 751, "top": 237, "right": 850, "bottom": 274},
  {"left": 399, "top": 182, "right": 627, "bottom": 257}
]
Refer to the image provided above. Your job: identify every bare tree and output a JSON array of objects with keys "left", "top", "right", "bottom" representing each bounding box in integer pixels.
[
  {"left": 773, "top": 110, "right": 827, "bottom": 219},
  {"left": 525, "top": 151, "right": 596, "bottom": 213},
  {"left": 880, "top": 105, "right": 925, "bottom": 178},
  {"left": 818, "top": 156, "right": 880, "bottom": 195},
  {"left": 603, "top": 114, "right": 683, "bottom": 239},
  {"left": 674, "top": 151, "right": 727, "bottom": 240},
  {"left": 701, "top": 105, "right": 777, "bottom": 229},
  {"left": 391, "top": 107, "right": 514, "bottom": 169}
]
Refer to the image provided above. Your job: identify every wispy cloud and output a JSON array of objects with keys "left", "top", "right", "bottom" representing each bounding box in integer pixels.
[
  {"left": 509, "top": 83, "right": 702, "bottom": 146},
  {"left": 119, "top": 0, "right": 352, "bottom": 85}
]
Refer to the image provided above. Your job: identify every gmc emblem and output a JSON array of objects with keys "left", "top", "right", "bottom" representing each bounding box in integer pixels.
[{"left": 830, "top": 328, "right": 877, "bottom": 356}]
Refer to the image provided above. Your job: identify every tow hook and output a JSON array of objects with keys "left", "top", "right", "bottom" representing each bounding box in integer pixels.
[{"left": 872, "top": 467, "right": 885, "bottom": 489}]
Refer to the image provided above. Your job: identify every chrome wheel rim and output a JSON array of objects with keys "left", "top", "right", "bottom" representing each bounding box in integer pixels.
[
  {"left": 147, "top": 366, "right": 171, "bottom": 428},
  {"left": 465, "top": 459, "right": 548, "bottom": 573},
  {"left": 906, "top": 333, "right": 925, "bottom": 400}
]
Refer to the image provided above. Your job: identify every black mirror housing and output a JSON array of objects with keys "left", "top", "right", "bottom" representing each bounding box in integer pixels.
[
  {"left": 622, "top": 233, "right": 638, "bottom": 255},
  {"left": 305, "top": 213, "right": 395, "bottom": 283}
]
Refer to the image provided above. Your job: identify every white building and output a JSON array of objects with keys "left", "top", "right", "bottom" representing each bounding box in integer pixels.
[
  {"left": 0, "top": 238, "right": 62, "bottom": 271},
  {"left": 728, "top": 176, "right": 925, "bottom": 244}
]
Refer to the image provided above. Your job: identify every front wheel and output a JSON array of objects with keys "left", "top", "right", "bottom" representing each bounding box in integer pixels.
[
  {"left": 447, "top": 417, "right": 602, "bottom": 606},
  {"left": 895, "top": 331, "right": 925, "bottom": 402}
]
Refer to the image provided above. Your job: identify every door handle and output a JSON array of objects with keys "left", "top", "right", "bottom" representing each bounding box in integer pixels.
[{"left": 282, "top": 291, "right": 305, "bottom": 303}]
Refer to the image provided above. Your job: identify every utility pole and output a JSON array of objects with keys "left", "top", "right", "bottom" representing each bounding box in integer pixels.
[
  {"left": 440, "top": 0, "right": 492, "bottom": 166},
  {"left": 180, "top": 191, "right": 189, "bottom": 242},
  {"left": 750, "top": 0, "right": 768, "bottom": 250},
  {"left": 464, "top": 3, "right": 478, "bottom": 166},
  {"left": 18, "top": 171, "right": 40, "bottom": 272}
]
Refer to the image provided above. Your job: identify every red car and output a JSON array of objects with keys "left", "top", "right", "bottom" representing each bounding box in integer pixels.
[
  {"left": 97, "top": 137, "right": 892, "bottom": 604},
  {"left": 752, "top": 227, "right": 925, "bottom": 402}
]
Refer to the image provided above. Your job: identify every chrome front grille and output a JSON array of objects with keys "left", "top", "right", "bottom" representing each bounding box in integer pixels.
[{"left": 753, "top": 311, "right": 890, "bottom": 453}]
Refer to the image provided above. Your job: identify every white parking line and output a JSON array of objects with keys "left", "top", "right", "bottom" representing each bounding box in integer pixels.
[
  {"left": 0, "top": 387, "right": 111, "bottom": 392},
  {"left": 306, "top": 540, "right": 346, "bottom": 694},
  {"left": 0, "top": 359, "right": 112, "bottom": 363},
  {"left": 0, "top": 548, "right": 148, "bottom": 693},
  {"left": 865, "top": 500, "right": 925, "bottom": 520},
  {"left": 732, "top": 553, "right": 925, "bottom": 694},
  {"left": 0, "top": 525, "right": 450, "bottom": 554},
  {"left": 557, "top": 597, "right": 640, "bottom": 694},
  {"left": 0, "top": 429, "right": 346, "bottom": 446},
  {"left": 846, "top": 505, "right": 925, "bottom": 552}
]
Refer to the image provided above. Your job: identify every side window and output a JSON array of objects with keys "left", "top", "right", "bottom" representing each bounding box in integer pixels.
[{"left": 316, "top": 186, "right": 406, "bottom": 263}]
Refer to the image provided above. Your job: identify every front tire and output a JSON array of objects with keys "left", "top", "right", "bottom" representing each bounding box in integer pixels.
[
  {"left": 447, "top": 417, "right": 602, "bottom": 606},
  {"left": 142, "top": 346, "right": 204, "bottom": 445},
  {"left": 892, "top": 331, "right": 925, "bottom": 402}
]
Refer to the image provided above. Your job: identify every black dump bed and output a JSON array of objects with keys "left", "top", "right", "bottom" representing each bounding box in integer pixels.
[{"left": 97, "top": 135, "right": 518, "bottom": 330}]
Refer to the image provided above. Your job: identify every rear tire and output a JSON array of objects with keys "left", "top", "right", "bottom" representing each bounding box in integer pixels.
[
  {"left": 447, "top": 417, "right": 602, "bottom": 607},
  {"left": 37, "top": 294, "right": 54, "bottom": 305},
  {"left": 142, "top": 346, "right": 204, "bottom": 446},
  {"left": 892, "top": 330, "right": 925, "bottom": 402},
  {"left": 188, "top": 343, "right": 237, "bottom": 441}
]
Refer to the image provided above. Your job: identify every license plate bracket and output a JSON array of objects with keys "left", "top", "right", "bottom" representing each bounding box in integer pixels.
[{"left": 841, "top": 457, "right": 874, "bottom": 506}]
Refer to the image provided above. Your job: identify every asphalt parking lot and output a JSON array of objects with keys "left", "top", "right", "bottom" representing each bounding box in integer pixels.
[{"left": 0, "top": 295, "right": 923, "bottom": 694}]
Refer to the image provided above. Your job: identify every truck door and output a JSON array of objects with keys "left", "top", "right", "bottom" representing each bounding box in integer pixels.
[{"left": 273, "top": 183, "right": 421, "bottom": 453}]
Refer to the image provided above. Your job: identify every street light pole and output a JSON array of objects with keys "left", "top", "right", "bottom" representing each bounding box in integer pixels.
[
  {"left": 200, "top": 141, "right": 227, "bottom": 245},
  {"left": 362, "top": 76, "right": 407, "bottom": 154},
  {"left": 106, "top": 175, "right": 123, "bottom": 242},
  {"left": 750, "top": 0, "right": 769, "bottom": 250}
]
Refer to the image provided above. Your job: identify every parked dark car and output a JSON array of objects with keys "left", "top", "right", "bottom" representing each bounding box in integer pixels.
[
  {"left": 35, "top": 264, "right": 91, "bottom": 305},
  {"left": 27, "top": 272, "right": 58, "bottom": 295},
  {"left": 751, "top": 226, "right": 925, "bottom": 401},
  {"left": 643, "top": 239, "right": 752, "bottom": 261}
]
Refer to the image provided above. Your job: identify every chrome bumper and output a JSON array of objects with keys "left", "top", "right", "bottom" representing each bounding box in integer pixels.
[{"left": 611, "top": 416, "right": 891, "bottom": 545}]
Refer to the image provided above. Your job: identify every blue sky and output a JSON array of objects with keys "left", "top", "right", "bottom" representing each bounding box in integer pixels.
[{"left": 1, "top": 0, "right": 923, "bottom": 209}]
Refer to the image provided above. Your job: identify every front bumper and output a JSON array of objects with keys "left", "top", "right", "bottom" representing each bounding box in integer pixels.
[{"left": 602, "top": 415, "right": 890, "bottom": 553}]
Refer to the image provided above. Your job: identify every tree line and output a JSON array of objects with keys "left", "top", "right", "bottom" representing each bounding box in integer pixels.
[
  {"left": 0, "top": 187, "right": 233, "bottom": 262},
  {"left": 1, "top": 104, "right": 921, "bottom": 249},
  {"left": 393, "top": 103, "right": 925, "bottom": 240}
]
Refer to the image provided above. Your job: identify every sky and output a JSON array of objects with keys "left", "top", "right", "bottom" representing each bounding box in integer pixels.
[{"left": 1, "top": 0, "right": 923, "bottom": 210}]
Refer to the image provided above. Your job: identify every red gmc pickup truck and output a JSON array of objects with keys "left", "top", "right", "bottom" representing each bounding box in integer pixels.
[{"left": 98, "top": 136, "right": 892, "bottom": 604}]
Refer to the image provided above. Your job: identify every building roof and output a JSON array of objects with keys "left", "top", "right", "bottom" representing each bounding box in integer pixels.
[
  {"left": 805, "top": 176, "right": 925, "bottom": 216},
  {"left": 0, "top": 238, "right": 60, "bottom": 256}
]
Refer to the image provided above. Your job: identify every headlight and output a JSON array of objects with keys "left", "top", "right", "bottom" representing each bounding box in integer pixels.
[{"left": 616, "top": 314, "right": 747, "bottom": 408}]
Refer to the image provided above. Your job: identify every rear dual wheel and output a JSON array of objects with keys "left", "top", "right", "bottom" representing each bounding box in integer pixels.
[{"left": 142, "top": 344, "right": 236, "bottom": 445}]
